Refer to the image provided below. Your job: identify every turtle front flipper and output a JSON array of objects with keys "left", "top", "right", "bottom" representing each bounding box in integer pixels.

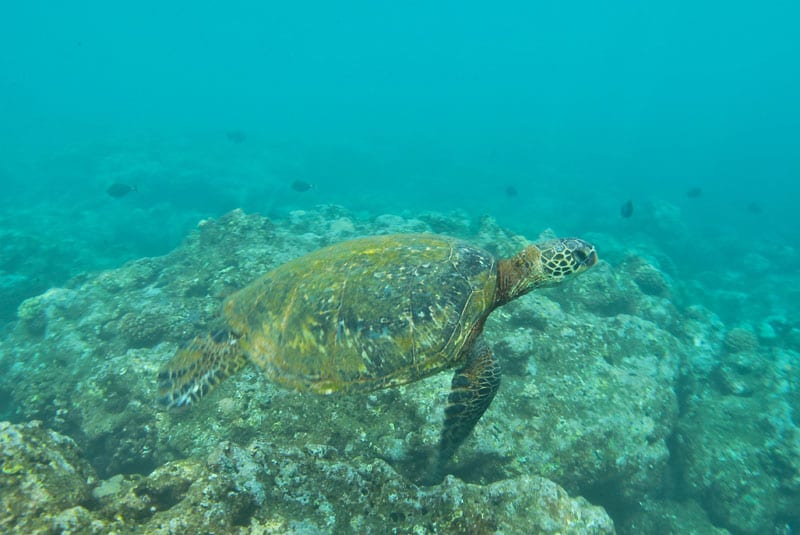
[
  {"left": 435, "top": 336, "right": 501, "bottom": 478},
  {"left": 158, "top": 331, "right": 248, "bottom": 408}
]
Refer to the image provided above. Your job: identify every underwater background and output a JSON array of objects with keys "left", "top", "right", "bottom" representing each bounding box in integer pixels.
[{"left": 1, "top": 1, "right": 799, "bottom": 533}]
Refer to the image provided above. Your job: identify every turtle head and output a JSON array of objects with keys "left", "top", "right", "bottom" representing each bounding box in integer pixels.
[
  {"left": 534, "top": 238, "right": 598, "bottom": 284},
  {"left": 497, "top": 238, "right": 597, "bottom": 304}
]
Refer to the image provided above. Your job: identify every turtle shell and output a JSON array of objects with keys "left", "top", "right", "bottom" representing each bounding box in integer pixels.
[{"left": 222, "top": 234, "right": 498, "bottom": 393}]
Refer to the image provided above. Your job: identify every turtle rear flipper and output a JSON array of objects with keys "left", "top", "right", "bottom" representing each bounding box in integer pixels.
[{"left": 158, "top": 332, "right": 247, "bottom": 407}]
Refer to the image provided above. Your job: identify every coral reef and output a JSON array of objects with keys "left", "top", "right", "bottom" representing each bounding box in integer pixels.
[
  {"left": 1, "top": 206, "right": 798, "bottom": 533},
  {"left": 621, "top": 256, "right": 672, "bottom": 298},
  {"left": 0, "top": 420, "right": 613, "bottom": 533},
  {"left": 481, "top": 297, "right": 682, "bottom": 506},
  {"left": 0, "top": 421, "right": 97, "bottom": 533},
  {"left": 722, "top": 327, "right": 759, "bottom": 354},
  {"left": 617, "top": 499, "right": 730, "bottom": 534},
  {"left": 676, "top": 343, "right": 800, "bottom": 533}
]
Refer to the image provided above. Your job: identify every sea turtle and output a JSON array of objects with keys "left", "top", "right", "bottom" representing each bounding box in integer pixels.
[{"left": 158, "top": 233, "right": 597, "bottom": 476}]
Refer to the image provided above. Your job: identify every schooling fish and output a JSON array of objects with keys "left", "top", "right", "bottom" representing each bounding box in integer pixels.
[
  {"left": 620, "top": 199, "right": 634, "bottom": 218},
  {"left": 291, "top": 180, "right": 315, "bottom": 192},
  {"left": 106, "top": 183, "right": 138, "bottom": 198}
]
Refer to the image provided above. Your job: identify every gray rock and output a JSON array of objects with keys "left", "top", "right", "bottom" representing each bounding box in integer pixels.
[
  {"left": 0, "top": 421, "right": 98, "bottom": 534},
  {"left": 676, "top": 366, "right": 800, "bottom": 534}
]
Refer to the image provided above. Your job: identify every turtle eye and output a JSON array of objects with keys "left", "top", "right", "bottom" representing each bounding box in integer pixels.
[{"left": 574, "top": 246, "right": 598, "bottom": 268}]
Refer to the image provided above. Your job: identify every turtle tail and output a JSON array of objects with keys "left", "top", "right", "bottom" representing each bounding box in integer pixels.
[{"left": 157, "top": 331, "right": 247, "bottom": 408}]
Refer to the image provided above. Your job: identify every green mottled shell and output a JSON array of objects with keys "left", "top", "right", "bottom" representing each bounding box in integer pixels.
[{"left": 223, "top": 234, "right": 497, "bottom": 393}]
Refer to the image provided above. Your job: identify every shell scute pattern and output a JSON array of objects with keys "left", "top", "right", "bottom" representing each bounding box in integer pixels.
[{"left": 222, "top": 234, "right": 497, "bottom": 393}]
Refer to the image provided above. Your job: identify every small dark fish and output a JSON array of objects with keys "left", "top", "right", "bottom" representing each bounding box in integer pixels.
[
  {"left": 291, "top": 180, "right": 314, "bottom": 192},
  {"left": 747, "top": 201, "right": 762, "bottom": 215},
  {"left": 686, "top": 187, "right": 703, "bottom": 198},
  {"left": 106, "top": 183, "right": 137, "bottom": 198},
  {"left": 505, "top": 185, "right": 518, "bottom": 198},
  {"left": 226, "top": 130, "right": 246, "bottom": 143},
  {"left": 620, "top": 199, "right": 634, "bottom": 218}
]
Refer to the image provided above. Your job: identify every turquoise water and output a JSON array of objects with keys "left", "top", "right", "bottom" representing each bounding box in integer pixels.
[
  {"left": 3, "top": 2, "right": 799, "bottom": 288},
  {"left": 1, "top": 2, "right": 799, "bottom": 532}
]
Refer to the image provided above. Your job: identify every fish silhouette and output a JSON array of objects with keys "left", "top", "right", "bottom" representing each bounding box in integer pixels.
[
  {"left": 106, "top": 183, "right": 138, "bottom": 198},
  {"left": 291, "top": 180, "right": 315, "bottom": 192},
  {"left": 620, "top": 200, "right": 634, "bottom": 218},
  {"left": 686, "top": 187, "right": 703, "bottom": 198}
]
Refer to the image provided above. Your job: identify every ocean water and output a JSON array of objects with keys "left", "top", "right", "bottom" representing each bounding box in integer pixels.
[
  {"left": 2, "top": 2, "right": 799, "bottom": 308},
  {"left": 1, "top": 1, "right": 799, "bottom": 533}
]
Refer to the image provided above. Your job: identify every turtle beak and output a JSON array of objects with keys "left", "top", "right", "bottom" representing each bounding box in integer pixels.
[{"left": 569, "top": 239, "right": 598, "bottom": 271}]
